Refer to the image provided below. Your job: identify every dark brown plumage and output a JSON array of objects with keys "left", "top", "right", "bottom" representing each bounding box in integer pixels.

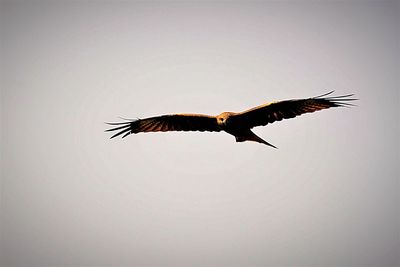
[{"left": 106, "top": 91, "right": 357, "bottom": 148}]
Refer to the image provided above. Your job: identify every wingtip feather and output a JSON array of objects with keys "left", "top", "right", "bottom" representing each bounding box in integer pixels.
[
  {"left": 106, "top": 118, "right": 135, "bottom": 139},
  {"left": 314, "top": 91, "right": 358, "bottom": 108},
  {"left": 314, "top": 90, "right": 335, "bottom": 98}
]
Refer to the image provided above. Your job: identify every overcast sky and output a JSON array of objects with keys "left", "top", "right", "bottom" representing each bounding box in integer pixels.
[{"left": 1, "top": 1, "right": 399, "bottom": 266}]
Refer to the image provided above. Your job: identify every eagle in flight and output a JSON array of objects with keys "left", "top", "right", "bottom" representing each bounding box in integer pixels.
[{"left": 106, "top": 91, "right": 356, "bottom": 148}]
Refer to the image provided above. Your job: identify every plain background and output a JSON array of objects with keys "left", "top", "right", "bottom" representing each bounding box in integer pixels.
[{"left": 0, "top": 1, "right": 399, "bottom": 266}]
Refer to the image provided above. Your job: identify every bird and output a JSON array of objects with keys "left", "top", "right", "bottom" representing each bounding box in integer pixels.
[{"left": 106, "top": 91, "right": 356, "bottom": 148}]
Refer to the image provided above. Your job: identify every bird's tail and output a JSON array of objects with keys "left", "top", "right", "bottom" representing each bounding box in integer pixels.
[{"left": 235, "top": 131, "right": 277, "bottom": 149}]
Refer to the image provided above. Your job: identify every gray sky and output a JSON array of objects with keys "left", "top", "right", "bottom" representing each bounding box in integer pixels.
[{"left": 1, "top": 1, "right": 399, "bottom": 266}]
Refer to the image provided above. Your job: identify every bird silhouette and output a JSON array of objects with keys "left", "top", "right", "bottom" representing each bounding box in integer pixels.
[{"left": 106, "top": 91, "right": 356, "bottom": 148}]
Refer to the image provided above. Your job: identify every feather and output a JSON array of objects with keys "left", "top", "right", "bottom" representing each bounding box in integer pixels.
[
  {"left": 106, "top": 114, "right": 220, "bottom": 139},
  {"left": 231, "top": 91, "right": 358, "bottom": 128}
]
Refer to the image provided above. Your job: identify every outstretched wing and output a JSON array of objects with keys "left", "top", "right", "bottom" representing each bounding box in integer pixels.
[
  {"left": 106, "top": 114, "right": 221, "bottom": 139},
  {"left": 231, "top": 91, "right": 357, "bottom": 129}
]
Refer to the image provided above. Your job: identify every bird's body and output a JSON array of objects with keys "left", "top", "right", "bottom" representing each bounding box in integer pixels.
[
  {"left": 106, "top": 91, "right": 356, "bottom": 148},
  {"left": 214, "top": 111, "right": 277, "bottom": 147}
]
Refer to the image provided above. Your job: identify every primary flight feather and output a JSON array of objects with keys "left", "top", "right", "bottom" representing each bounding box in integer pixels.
[{"left": 106, "top": 91, "right": 356, "bottom": 148}]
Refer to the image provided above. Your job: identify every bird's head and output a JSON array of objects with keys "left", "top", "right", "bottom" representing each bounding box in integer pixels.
[{"left": 217, "top": 112, "right": 233, "bottom": 126}]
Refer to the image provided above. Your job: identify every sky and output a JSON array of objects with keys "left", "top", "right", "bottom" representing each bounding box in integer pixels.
[{"left": 0, "top": 1, "right": 399, "bottom": 266}]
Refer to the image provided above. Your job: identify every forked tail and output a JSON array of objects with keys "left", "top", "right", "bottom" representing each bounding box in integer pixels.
[{"left": 235, "top": 130, "right": 277, "bottom": 149}]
